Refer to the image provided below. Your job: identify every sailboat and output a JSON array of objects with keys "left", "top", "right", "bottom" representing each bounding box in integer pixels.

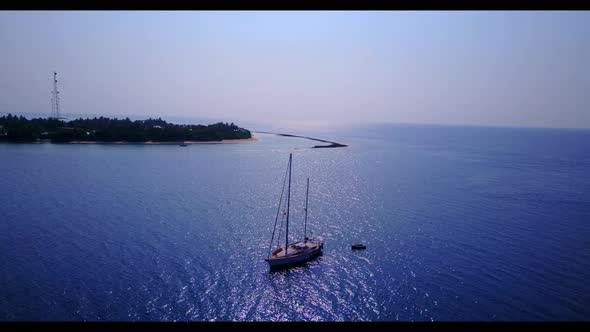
[{"left": 265, "top": 153, "right": 324, "bottom": 270}]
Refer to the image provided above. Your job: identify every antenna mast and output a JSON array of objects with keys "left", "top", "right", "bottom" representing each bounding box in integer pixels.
[{"left": 50, "top": 71, "right": 61, "bottom": 119}]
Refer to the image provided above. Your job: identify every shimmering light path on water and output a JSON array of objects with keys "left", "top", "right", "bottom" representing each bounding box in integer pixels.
[{"left": 1, "top": 125, "right": 589, "bottom": 320}]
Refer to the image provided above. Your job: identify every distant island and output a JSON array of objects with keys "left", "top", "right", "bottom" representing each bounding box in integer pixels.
[{"left": 0, "top": 114, "right": 252, "bottom": 143}]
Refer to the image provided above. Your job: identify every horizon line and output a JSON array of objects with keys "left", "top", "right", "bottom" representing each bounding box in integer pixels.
[{"left": 2, "top": 111, "right": 589, "bottom": 131}]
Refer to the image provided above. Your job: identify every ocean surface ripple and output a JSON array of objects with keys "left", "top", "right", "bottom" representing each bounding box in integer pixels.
[{"left": 1, "top": 125, "right": 589, "bottom": 321}]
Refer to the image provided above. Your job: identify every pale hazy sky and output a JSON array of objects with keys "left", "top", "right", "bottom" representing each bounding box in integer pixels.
[{"left": 1, "top": 11, "right": 589, "bottom": 128}]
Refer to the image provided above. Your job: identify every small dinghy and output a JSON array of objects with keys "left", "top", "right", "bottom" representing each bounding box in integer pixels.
[{"left": 351, "top": 243, "right": 366, "bottom": 250}]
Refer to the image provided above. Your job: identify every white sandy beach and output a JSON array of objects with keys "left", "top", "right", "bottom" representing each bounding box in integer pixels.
[{"left": 65, "top": 136, "right": 259, "bottom": 145}]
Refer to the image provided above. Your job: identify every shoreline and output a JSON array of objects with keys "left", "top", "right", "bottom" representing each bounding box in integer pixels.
[
  {"left": 1, "top": 137, "right": 258, "bottom": 145},
  {"left": 67, "top": 137, "right": 259, "bottom": 145}
]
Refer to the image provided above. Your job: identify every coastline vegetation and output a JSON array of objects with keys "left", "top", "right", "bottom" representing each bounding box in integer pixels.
[{"left": 0, "top": 114, "right": 251, "bottom": 143}]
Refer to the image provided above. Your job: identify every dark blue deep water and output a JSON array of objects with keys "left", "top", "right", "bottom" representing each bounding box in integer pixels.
[{"left": 1, "top": 124, "right": 590, "bottom": 321}]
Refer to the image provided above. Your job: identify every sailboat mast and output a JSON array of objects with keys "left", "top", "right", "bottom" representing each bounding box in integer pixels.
[
  {"left": 285, "top": 153, "right": 292, "bottom": 254},
  {"left": 304, "top": 177, "right": 309, "bottom": 240}
]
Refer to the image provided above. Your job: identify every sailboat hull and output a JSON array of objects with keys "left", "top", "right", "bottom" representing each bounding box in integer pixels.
[{"left": 266, "top": 241, "right": 323, "bottom": 270}]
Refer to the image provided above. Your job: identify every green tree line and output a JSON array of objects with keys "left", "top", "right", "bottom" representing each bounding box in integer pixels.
[{"left": 0, "top": 114, "right": 251, "bottom": 143}]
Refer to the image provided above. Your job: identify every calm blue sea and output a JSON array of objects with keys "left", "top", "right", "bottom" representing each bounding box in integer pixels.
[{"left": 1, "top": 124, "right": 589, "bottom": 321}]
